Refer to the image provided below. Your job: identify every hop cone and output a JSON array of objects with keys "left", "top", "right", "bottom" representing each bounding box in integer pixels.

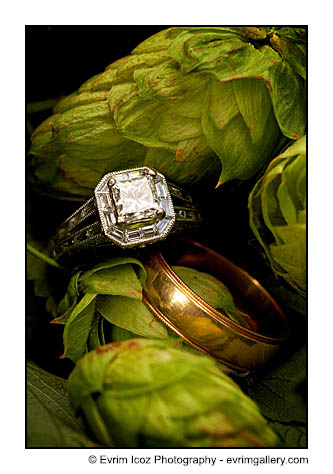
[
  {"left": 28, "top": 26, "right": 306, "bottom": 200},
  {"left": 248, "top": 136, "right": 306, "bottom": 296},
  {"left": 68, "top": 338, "right": 279, "bottom": 447}
]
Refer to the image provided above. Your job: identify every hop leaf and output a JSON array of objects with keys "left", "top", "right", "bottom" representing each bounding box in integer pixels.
[{"left": 27, "top": 361, "right": 100, "bottom": 447}]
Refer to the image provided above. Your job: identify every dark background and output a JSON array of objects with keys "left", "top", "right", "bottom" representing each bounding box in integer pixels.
[{"left": 26, "top": 26, "right": 168, "bottom": 102}]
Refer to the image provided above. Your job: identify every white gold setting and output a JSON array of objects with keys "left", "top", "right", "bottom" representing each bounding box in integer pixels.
[
  {"left": 94, "top": 167, "right": 176, "bottom": 247},
  {"left": 50, "top": 167, "right": 202, "bottom": 261}
]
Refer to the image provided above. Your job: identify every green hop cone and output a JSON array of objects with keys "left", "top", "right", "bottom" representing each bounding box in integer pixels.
[
  {"left": 67, "top": 338, "right": 280, "bottom": 447},
  {"left": 248, "top": 135, "right": 306, "bottom": 296},
  {"left": 28, "top": 26, "right": 306, "bottom": 200}
]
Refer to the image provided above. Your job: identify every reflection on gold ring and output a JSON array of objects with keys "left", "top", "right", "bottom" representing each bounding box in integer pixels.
[
  {"left": 170, "top": 288, "right": 189, "bottom": 307},
  {"left": 142, "top": 238, "right": 290, "bottom": 373}
]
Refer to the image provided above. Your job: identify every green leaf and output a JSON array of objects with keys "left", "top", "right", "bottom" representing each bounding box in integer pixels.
[
  {"left": 53, "top": 101, "right": 126, "bottom": 160},
  {"left": 276, "top": 171, "right": 298, "bottom": 226},
  {"left": 30, "top": 159, "right": 93, "bottom": 196},
  {"left": 79, "top": 257, "right": 146, "bottom": 295},
  {"left": 202, "top": 79, "right": 281, "bottom": 184},
  {"left": 203, "top": 80, "right": 239, "bottom": 131},
  {"left": 53, "top": 90, "right": 109, "bottom": 114},
  {"left": 27, "top": 361, "right": 99, "bottom": 447},
  {"left": 98, "top": 295, "right": 168, "bottom": 339},
  {"left": 130, "top": 27, "right": 181, "bottom": 54},
  {"left": 173, "top": 135, "right": 212, "bottom": 163},
  {"left": 247, "top": 345, "right": 306, "bottom": 447},
  {"left": 111, "top": 325, "right": 140, "bottom": 342},
  {"left": 27, "top": 98, "right": 61, "bottom": 114},
  {"left": 158, "top": 110, "right": 202, "bottom": 142},
  {"left": 77, "top": 69, "right": 118, "bottom": 93},
  {"left": 270, "top": 224, "right": 306, "bottom": 291},
  {"left": 268, "top": 421, "right": 306, "bottom": 448},
  {"left": 63, "top": 293, "right": 97, "bottom": 362},
  {"left": 279, "top": 152, "right": 306, "bottom": 213},
  {"left": 143, "top": 144, "right": 220, "bottom": 186},
  {"left": 29, "top": 114, "right": 60, "bottom": 161},
  {"left": 232, "top": 78, "right": 272, "bottom": 143},
  {"left": 261, "top": 167, "right": 286, "bottom": 243},
  {"left": 55, "top": 154, "right": 108, "bottom": 190},
  {"left": 79, "top": 262, "right": 142, "bottom": 299},
  {"left": 57, "top": 258, "right": 149, "bottom": 360},
  {"left": 134, "top": 59, "right": 207, "bottom": 111},
  {"left": 248, "top": 176, "right": 273, "bottom": 256},
  {"left": 296, "top": 167, "right": 306, "bottom": 210},
  {"left": 262, "top": 61, "right": 306, "bottom": 139},
  {"left": 109, "top": 83, "right": 175, "bottom": 150},
  {"left": 105, "top": 49, "right": 170, "bottom": 83},
  {"left": 27, "top": 243, "right": 64, "bottom": 271},
  {"left": 281, "top": 134, "right": 306, "bottom": 158},
  {"left": 57, "top": 270, "right": 81, "bottom": 317},
  {"left": 87, "top": 313, "right": 103, "bottom": 351},
  {"left": 27, "top": 238, "right": 51, "bottom": 298}
]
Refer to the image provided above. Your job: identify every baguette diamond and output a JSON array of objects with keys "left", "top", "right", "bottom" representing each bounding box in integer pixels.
[
  {"left": 51, "top": 167, "right": 202, "bottom": 260},
  {"left": 95, "top": 167, "right": 175, "bottom": 247}
]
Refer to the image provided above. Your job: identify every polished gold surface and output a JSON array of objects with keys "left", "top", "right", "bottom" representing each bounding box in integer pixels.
[{"left": 142, "top": 238, "right": 290, "bottom": 373}]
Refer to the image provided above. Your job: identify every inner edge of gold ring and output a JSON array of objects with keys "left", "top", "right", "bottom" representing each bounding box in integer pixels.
[
  {"left": 143, "top": 294, "right": 250, "bottom": 374},
  {"left": 155, "top": 250, "right": 289, "bottom": 345}
]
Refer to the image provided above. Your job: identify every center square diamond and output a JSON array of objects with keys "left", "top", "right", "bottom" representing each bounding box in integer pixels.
[
  {"left": 112, "top": 170, "right": 161, "bottom": 225},
  {"left": 95, "top": 167, "right": 176, "bottom": 247}
]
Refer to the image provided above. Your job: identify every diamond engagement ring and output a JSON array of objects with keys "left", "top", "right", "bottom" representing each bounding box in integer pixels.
[{"left": 50, "top": 167, "right": 202, "bottom": 261}]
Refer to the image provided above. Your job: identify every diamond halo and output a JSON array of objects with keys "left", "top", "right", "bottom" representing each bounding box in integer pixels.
[{"left": 94, "top": 167, "right": 176, "bottom": 247}]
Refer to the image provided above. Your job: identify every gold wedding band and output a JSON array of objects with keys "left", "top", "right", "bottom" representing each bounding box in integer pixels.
[{"left": 142, "top": 238, "right": 290, "bottom": 373}]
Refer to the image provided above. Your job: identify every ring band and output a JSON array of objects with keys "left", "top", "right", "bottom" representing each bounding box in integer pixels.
[
  {"left": 50, "top": 167, "right": 201, "bottom": 261},
  {"left": 142, "top": 238, "right": 290, "bottom": 373}
]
